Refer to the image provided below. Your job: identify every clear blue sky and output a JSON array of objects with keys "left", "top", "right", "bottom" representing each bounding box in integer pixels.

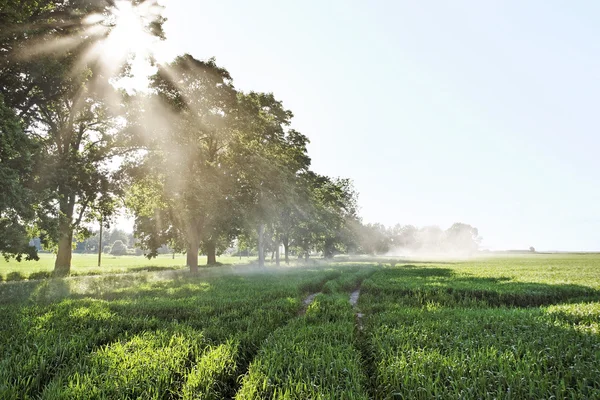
[{"left": 152, "top": 0, "right": 600, "bottom": 251}]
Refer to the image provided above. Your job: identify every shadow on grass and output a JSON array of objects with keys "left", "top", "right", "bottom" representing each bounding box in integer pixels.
[
  {"left": 362, "top": 265, "right": 600, "bottom": 307},
  {"left": 366, "top": 304, "right": 600, "bottom": 399}
]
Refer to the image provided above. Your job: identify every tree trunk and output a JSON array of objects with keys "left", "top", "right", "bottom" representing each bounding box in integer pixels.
[
  {"left": 186, "top": 240, "right": 199, "bottom": 273},
  {"left": 206, "top": 240, "right": 216, "bottom": 265},
  {"left": 257, "top": 224, "right": 265, "bottom": 268},
  {"left": 53, "top": 186, "right": 75, "bottom": 276},
  {"left": 54, "top": 225, "right": 73, "bottom": 276},
  {"left": 275, "top": 245, "right": 280, "bottom": 267},
  {"left": 283, "top": 238, "right": 289, "bottom": 264},
  {"left": 324, "top": 238, "right": 335, "bottom": 259}
]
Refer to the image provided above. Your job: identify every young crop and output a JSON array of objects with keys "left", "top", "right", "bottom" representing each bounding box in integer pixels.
[
  {"left": 236, "top": 268, "right": 374, "bottom": 399},
  {"left": 1, "top": 256, "right": 599, "bottom": 398},
  {"left": 360, "top": 264, "right": 600, "bottom": 399}
]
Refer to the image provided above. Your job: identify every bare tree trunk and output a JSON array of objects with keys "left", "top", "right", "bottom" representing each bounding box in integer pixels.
[
  {"left": 257, "top": 224, "right": 265, "bottom": 268},
  {"left": 275, "top": 245, "right": 280, "bottom": 267},
  {"left": 97, "top": 215, "right": 103, "bottom": 267},
  {"left": 54, "top": 193, "right": 74, "bottom": 276},
  {"left": 186, "top": 240, "right": 199, "bottom": 273},
  {"left": 54, "top": 225, "right": 73, "bottom": 276},
  {"left": 206, "top": 240, "right": 216, "bottom": 265},
  {"left": 283, "top": 238, "right": 289, "bottom": 264}
]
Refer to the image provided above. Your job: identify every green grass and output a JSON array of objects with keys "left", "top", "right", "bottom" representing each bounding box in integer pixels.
[
  {"left": 0, "top": 253, "right": 255, "bottom": 279},
  {"left": 1, "top": 254, "right": 599, "bottom": 399}
]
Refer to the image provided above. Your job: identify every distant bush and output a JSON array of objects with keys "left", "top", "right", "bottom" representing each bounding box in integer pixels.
[
  {"left": 6, "top": 271, "right": 26, "bottom": 281},
  {"left": 28, "top": 271, "right": 52, "bottom": 280},
  {"left": 110, "top": 240, "right": 128, "bottom": 256}
]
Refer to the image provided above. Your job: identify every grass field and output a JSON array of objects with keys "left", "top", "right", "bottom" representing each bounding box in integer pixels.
[
  {"left": 1, "top": 254, "right": 599, "bottom": 398},
  {"left": 0, "top": 253, "right": 254, "bottom": 280}
]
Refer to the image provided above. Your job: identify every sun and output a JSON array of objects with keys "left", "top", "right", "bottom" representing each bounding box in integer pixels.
[
  {"left": 68, "top": 0, "right": 164, "bottom": 93},
  {"left": 18, "top": 0, "right": 166, "bottom": 92},
  {"left": 97, "top": 1, "right": 165, "bottom": 91},
  {"left": 103, "top": 1, "right": 155, "bottom": 60}
]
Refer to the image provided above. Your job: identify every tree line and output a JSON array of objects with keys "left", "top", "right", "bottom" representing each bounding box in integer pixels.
[
  {"left": 354, "top": 222, "right": 481, "bottom": 256},
  {"left": 1, "top": 1, "right": 482, "bottom": 275},
  {"left": 0, "top": 0, "right": 360, "bottom": 275}
]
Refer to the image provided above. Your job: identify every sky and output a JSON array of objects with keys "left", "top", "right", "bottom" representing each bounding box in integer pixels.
[{"left": 136, "top": 0, "right": 600, "bottom": 251}]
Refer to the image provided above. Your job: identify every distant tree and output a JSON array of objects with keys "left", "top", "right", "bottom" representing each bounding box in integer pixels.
[
  {"left": 110, "top": 240, "right": 128, "bottom": 256},
  {"left": 529, "top": 246, "right": 535, "bottom": 253},
  {"left": 108, "top": 229, "right": 130, "bottom": 247},
  {"left": 355, "top": 223, "right": 391, "bottom": 255},
  {"left": 444, "top": 223, "right": 481, "bottom": 254}
]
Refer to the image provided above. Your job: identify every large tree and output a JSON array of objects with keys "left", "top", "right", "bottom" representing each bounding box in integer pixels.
[
  {"left": 126, "top": 55, "right": 239, "bottom": 272},
  {"left": 230, "top": 92, "right": 311, "bottom": 267},
  {"left": 1, "top": 0, "right": 165, "bottom": 275}
]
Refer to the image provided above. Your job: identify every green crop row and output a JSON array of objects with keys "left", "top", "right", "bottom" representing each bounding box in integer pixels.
[
  {"left": 364, "top": 305, "right": 600, "bottom": 399},
  {"left": 2, "top": 257, "right": 599, "bottom": 399},
  {"left": 359, "top": 266, "right": 600, "bottom": 399},
  {"left": 0, "top": 266, "right": 349, "bottom": 399},
  {"left": 236, "top": 293, "right": 368, "bottom": 399},
  {"left": 361, "top": 265, "right": 600, "bottom": 308}
]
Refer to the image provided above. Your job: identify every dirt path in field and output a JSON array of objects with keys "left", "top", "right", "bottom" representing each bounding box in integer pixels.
[
  {"left": 350, "top": 287, "right": 365, "bottom": 331},
  {"left": 298, "top": 292, "right": 321, "bottom": 315},
  {"left": 349, "top": 288, "right": 360, "bottom": 306}
]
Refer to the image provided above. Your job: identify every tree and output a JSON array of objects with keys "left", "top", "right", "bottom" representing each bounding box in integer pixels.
[
  {"left": 0, "top": 94, "right": 38, "bottom": 261},
  {"left": 230, "top": 92, "right": 311, "bottom": 267},
  {"left": 110, "top": 239, "right": 127, "bottom": 255},
  {"left": 1, "top": 0, "right": 165, "bottom": 276},
  {"left": 444, "top": 222, "right": 481, "bottom": 254},
  {"left": 126, "top": 55, "right": 238, "bottom": 272},
  {"left": 108, "top": 229, "right": 130, "bottom": 247},
  {"left": 316, "top": 177, "right": 359, "bottom": 258},
  {"left": 356, "top": 223, "right": 391, "bottom": 255}
]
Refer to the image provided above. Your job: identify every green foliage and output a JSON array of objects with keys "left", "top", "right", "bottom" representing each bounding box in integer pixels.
[
  {"left": 0, "top": 94, "right": 38, "bottom": 261},
  {"left": 237, "top": 297, "right": 368, "bottom": 399},
  {"left": 366, "top": 306, "right": 600, "bottom": 399},
  {"left": 43, "top": 326, "right": 206, "bottom": 399},
  {"left": 28, "top": 271, "right": 52, "bottom": 280},
  {"left": 109, "top": 240, "right": 128, "bottom": 256},
  {"left": 0, "top": 0, "right": 166, "bottom": 275},
  {"left": 5, "top": 271, "right": 26, "bottom": 281}
]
